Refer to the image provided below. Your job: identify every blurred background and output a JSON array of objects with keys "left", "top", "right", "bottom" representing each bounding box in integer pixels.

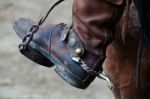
[{"left": 0, "top": 0, "right": 114, "bottom": 99}]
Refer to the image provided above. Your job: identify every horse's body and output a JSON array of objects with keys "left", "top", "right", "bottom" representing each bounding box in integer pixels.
[{"left": 103, "top": 4, "right": 150, "bottom": 99}]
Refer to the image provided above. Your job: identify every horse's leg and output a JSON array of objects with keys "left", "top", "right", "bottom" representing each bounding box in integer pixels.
[
  {"left": 104, "top": 36, "right": 150, "bottom": 99},
  {"left": 103, "top": 4, "right": 150, "bottom": 99}
]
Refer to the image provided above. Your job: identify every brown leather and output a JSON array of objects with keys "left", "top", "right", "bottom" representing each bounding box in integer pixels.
[
  {"left": 72, "top": 0, "right": 125, "bottom": 62},
  {"left": 105, "top": 0, "right": 124, "bottom": 5}
]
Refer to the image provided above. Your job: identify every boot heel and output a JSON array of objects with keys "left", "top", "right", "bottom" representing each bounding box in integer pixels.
[
  {"left": 55, "top": 65, "right": 92, "bottom": 89},
  {"left": 20, "top": 45, "right": 53, "bottom": 67}
]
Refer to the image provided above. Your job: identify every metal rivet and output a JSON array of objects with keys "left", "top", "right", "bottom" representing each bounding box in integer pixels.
[
  {"left": 60, "top": 32, "right": 67, "bottom": 41},
  {"left": 75, "top": 48, "right": 82, "bottom": 56},
  {"left": 69, "top": 37, "right": 76, "bottom": 47}
]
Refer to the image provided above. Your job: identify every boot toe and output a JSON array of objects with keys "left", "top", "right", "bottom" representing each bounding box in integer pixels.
[
  {"left": 13, "top": 18, "right": 33, "bottom": 39},
  {"left": 13, "top": 18, "right": 54, "bottom": 67}
]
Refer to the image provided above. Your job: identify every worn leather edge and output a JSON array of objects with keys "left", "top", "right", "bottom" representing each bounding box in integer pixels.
[{"left": 105, "top": 0, "right": 124, "bottom": 5}]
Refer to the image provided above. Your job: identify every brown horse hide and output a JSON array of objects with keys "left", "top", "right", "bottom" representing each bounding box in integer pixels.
[{"left": 103, "top": 3, "right": 150, "bottom": 99}]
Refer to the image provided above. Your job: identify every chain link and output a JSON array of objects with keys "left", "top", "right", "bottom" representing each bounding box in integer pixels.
[
  {"left": 72, "top": 56, "right": 114, "bottom": 90},
  {"left": 19, "top": 0, "right": 65, "bottom": 51}
]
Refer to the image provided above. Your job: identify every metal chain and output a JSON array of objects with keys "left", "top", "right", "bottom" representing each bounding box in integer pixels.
[
  {"left": 19, "top": 0, "right": 65, "bottom": 51},
  {"left": 72, "top": 56, "right": 114, "bottom": 90}
]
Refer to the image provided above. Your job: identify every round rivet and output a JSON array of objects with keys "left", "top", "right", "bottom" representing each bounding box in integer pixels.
[
  {"left": 69, "top": 37, "right": 76, "bottom": 47},
  {"left": 75, "top": 48, "right": 82, "bottom": 56}
]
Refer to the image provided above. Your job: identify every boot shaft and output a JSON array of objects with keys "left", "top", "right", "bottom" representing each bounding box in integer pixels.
[{"left": 72, "top": 0, "right": 125, "bottom": 56}]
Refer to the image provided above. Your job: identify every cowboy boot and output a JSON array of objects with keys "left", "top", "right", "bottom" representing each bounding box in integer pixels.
[{"left": 13, "top": 0, "right": 125, "bottom": 89}]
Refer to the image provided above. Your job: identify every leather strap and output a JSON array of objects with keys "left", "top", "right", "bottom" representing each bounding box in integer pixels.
[
  {"left": 19, "top": 0, "right": 64, "bottom": 51},
  {"left": 136, "top": 32, "right": 144, "bottom": 88},
  {"left": 36, "top": 0, "right": 65, "bottom": 26},
  {"left": 135, "top": 0, "right": 144, "bottom": 88}
]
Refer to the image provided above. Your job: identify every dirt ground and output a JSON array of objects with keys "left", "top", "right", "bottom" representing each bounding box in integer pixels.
[{"left": 0, "top": 0, "right": 114, "bottom": 99}]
